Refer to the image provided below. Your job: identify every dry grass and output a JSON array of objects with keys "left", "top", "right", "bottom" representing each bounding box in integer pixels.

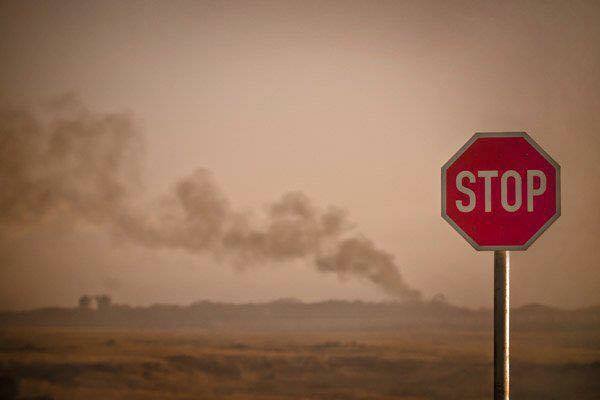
[{"left": 0, "top": 327, "right": 598, "bottom": 399}]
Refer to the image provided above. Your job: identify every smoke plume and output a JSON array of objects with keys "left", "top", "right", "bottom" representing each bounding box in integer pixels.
[{"left": 0, "top": 96, "right": 422, "bottom": 302}]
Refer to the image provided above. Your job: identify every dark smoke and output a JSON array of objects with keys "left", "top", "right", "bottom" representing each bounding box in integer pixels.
[
  {"left": 316, "top": 237, "right": 422, "bottom": 300},
  {"left": 0, "top": 94, "right": 140, "bottom": 226},
  {"left": 0, "top": 96, "right": 422, "bottom": 302}
]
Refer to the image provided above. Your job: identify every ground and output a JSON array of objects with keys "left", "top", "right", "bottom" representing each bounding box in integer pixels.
[{"left": 1, "top": 327, "right": 598, "bottom": 399}]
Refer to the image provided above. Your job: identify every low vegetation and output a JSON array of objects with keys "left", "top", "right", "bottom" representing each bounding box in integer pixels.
[{"left": 0, "top": 325, "right": 598, "bottom": 399}]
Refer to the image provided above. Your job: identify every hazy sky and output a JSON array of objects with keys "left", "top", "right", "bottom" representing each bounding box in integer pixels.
[{"left": 1, "top": 0, "right": 599, "bottom": 310}]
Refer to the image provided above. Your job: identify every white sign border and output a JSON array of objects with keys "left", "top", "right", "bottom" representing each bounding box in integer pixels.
[{"left": 441, "top": 132, "right": 561, "bottom": 251}]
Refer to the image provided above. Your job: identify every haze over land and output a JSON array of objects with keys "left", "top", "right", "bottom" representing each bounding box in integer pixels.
[
  {"left": 1, "top": 300, "right": 599, "bottom": 399},
  {"left": 1, "top": 0, "right": 600, "bottom": 310},
  {"left": 1, "top": 2, "right": 599, "bottom": 399}
]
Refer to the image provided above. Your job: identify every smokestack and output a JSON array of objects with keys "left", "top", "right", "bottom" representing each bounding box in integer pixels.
[{"left": 0, "top": 95, "right": 422, "bottom": 302}]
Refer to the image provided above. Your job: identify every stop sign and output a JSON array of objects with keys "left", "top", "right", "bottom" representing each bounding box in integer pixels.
[{"left": 441, "top": 132, "right": 560, "bottom": 250}]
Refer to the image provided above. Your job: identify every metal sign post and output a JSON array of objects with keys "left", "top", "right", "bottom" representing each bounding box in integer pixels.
[
  {"left": 441, "top": 132, "right": 561, "bottom": 400},
  {"left": 494, "top": 250, "right": 509, "bottom": 400}
]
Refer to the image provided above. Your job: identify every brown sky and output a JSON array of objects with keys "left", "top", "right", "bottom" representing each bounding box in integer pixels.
[{"left": 1, "top": 0, "right": 599, "bottom": 310}]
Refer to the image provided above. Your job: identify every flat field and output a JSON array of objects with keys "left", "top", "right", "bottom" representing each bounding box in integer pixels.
[{"left": 1, "top": 327, "right": 598, "bottom": 400}]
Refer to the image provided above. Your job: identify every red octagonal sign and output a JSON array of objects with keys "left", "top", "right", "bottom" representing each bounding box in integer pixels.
[{"left": 442, "top": 132, "right": 560, "bottom": 250}]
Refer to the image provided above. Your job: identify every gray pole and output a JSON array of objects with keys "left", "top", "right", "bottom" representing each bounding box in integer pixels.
[{"left": 494, "top": 250, "right": 510, "bottom": 400}]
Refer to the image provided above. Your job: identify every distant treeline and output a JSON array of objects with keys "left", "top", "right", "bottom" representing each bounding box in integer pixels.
[{"left": 1, "top": 299, "right": 598, "bottom": 331}]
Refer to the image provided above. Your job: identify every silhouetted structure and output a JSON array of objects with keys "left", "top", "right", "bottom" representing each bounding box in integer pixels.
[
  {"left": 78, "top": 295, "right": 92, "bottom": 309},
  {"left": 94, "top": 295, "right": 112, "bottom": 310}
]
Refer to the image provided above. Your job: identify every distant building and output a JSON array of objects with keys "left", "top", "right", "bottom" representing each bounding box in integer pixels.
[
  {"left": 78, "top": 295, "right": 92, "bottom": 309},
  {"left": 95, "top": 294, "right": 112, "bottom": 310},
  {"left": 431, "top": 293, "right": 447, "bottom": 304}
]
